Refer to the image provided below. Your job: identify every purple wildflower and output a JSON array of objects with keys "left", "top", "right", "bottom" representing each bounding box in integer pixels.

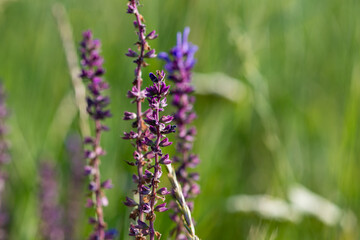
[
  {"left": 79, "top": 30, "right": 114, "bottom": 240},
  {"left": 38, "top": 161, "right": 64, "bottom": 240},
  {"left": 145, "top": 71, "right": 175, "bottom": 240},
  {"left": 0, "top": 83, "right": 10, "bottom": 239},
  {"left": 159, "top": 27, "right": 200, "bottom": 239},
  {"left": 124, "top": 70, "right": 175, "bottom": 240},
  {"left": 124, "top": 1, "right": 163, "bottom": 239}
]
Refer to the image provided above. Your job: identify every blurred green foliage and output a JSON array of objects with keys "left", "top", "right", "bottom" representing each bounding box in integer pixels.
[{"left": 0, "top": 0, "right": 359, "bottom": 239}]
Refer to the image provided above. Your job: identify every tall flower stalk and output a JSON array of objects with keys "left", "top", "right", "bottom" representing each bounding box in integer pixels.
[
  {"left": 38, "top": 161, "right": 64, "bottom": 240},
  {"left": 158, "top": 27, "right": 200, "bottom": 239},
  {"left": 79, "top": 30, "right": 115, "bottom": 240},
  {"left": 124, "top": 71, "right": 175, "bottom": 240},
  {"left": 123, "top": 0, "right": 159, "bottom": 236}
]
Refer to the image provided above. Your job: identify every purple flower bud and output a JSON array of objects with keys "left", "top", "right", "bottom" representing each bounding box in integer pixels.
[
  {"left": 144, "top": 118, "right": 157, "bottom": 126},
  {"left": 84, "top": 136, "right": 94, "bottom": 144},
  {"left": 160, "top": 98, "right": 167, "bottom": 108},
  {"left": 190, "top": 183, "right": 201, "bottom": 195},
  {"left": 149, "top": 125, "right": 157, "bottom": 135},
  {"left": 188, "top": 154, "right": 200, "bottom": 168},
  {"left": 139, "top": 185, "right": 151, "bottom": 195},
  {"left": 144, "top": 169, "right": 153, "bottom": 179},
  {"left": 101, "top": 124, "right": 110, "bottom": 131},
  {"left": 129, "top": 224, "right": 139, "bottom": 236},
  {"left": 161, "top": 125, "right": 176, "bottom": 134},
  {"left": 132, "top": 20, "right": 138, "bottom": 28},
  {"left": 149, "top": 72, "right": 159, "bottom": 82},
  {"left": 101, "top": 179, "right": 113, "bottom": 189},
  {"left": 85, "top": 150, "right": 96, "bottom": 159},
  {"left": 125, "top": 48, "right": 138, "bottom": 57},
  {"left": 142, "top": 203, "right": 151, "bottom": 213},
  {"left": 84, "top": 165, "right": 94, "bottom": 175},
  {"left": 157, "top": 187, "right": 171, "bottom": 195},
  {"left": 159, "top": 82, "right": 170, "bottom": 95},
  {"left": 124, "top": 197, "right": 138, "bottom": 207},
  {"left": 144, "top": 49, "right": 156, "bottom": 58},
  {"left": 127, "top": 86, "right": 139, "bottom": 98},
  {"left": 88, "top": 182, "right": 97, "bottom": 191},
  {"left": 86, "top": 198, "right": 94, "bottom": 208},
  {"left": 159, "top": 154, "right": 171, "bottom": 165},
  {"left": 95, "top": 146, "right": 105, "bottom": 156},
  {"left": 189, "top": 172, "right": 200, "bottom": 181},
  {"left": 146, "top": 30, "right": 158, "bottom": 40},
  {"left": 132, "top": 174, "right": 139, "bottom": 183},
  {"left": 144, "top": 151, "right": 155, "bottom": 159},
  {"left": 159, "top": 138, "right": 172, "bottom": 147},
  {"left": 126, "top": 2, "right": 136, "bottom": 14},
  {"left": 154, "top": 203, "right": 168, "bottom": 212},
  {"left": 160, "top": 115, "right": 173, "bottom": 124},
  {"left": 123, "top": 111, "right": 137, "bottom": 120},
  {"left": 133, "top": 151, "right": 142, "bottom": 160},
  {"left": 123, "top": 131, "right": 138, "bottom": 139}
]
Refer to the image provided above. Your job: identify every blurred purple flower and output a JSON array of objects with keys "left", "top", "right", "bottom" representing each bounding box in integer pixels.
[
  {"left": 0, "top": 83, "right": 10, "bottom": 240},
  {"left": 38, "top": 161, "right": 64, "bottom": 240},
  {"left": 159, "top": 27, "right": 200, "bottom": 239}
]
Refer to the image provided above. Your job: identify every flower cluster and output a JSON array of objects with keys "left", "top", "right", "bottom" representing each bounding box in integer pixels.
[
  {"left": 124, "top": 71, "right": 175, "bottom": 240},
  {"left": 79, "top": 30, "right": 115, "bottom": 240},
  {"left": 39, "top": 161, "right": 64, "bottom": 240},
  {"left": 159, "top": 27, "right": 200, "bottom": 239}
]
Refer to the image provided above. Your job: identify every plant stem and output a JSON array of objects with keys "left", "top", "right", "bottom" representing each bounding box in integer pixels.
[{"left": 94, "top": 120, "right": 105, "bottom": 240}]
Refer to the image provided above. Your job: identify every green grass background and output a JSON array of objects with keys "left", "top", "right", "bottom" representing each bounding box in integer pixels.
[{"left": 0, "top": 0, "right": 359, "bottom": 239}]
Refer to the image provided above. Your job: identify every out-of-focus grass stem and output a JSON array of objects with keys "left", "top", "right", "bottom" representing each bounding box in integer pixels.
[{"left": 52, "top": 2, "right": 90, "bottom": 138}]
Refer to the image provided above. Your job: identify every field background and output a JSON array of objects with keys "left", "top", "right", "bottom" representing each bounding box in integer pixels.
[{"left": 0, "top": 0, "right": 359, "bottom": 239}]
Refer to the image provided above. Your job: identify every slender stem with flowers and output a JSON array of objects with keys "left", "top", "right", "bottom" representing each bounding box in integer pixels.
[
  {"left": 124, "top": 71, "right": 175, "bottom": 240},
  {"left": 125, "top": 0, "right": 158, "bottom": 224},
  {"left": 79, "top": 30, "right": 115, "bottom": 240},
  {"left": 144, "top": 71, "right": 175, "bottom": 240}
]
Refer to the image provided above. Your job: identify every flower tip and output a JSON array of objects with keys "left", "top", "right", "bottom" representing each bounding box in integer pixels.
[{"left": 83, "top": 30, "right": 92, "bottom": 39}]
